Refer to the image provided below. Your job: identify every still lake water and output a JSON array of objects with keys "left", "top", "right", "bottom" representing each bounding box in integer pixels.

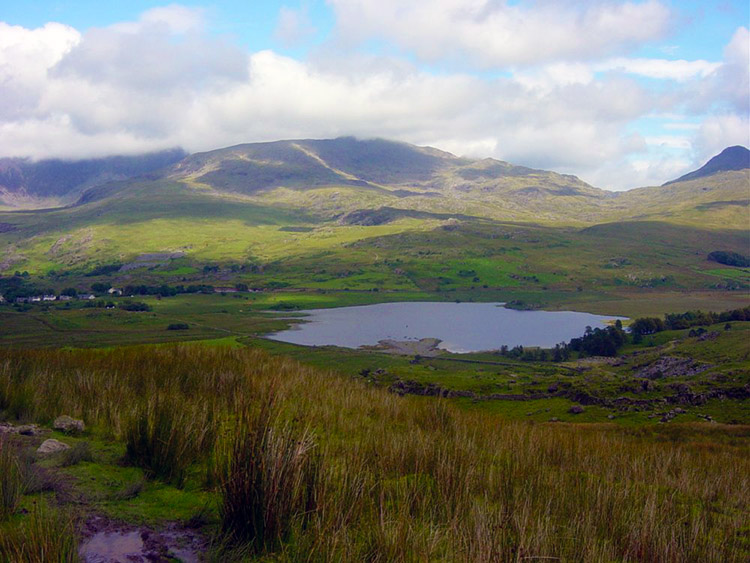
[{"left": 267, "top": 302, "right": 624, "bottom": 353}]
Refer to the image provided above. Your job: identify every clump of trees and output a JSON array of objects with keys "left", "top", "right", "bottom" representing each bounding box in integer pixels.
[
  {"left": 631, "top": 307, "right": 750, "bottom": 339},
  {"left": 501, "top": 306, "right": 750, "bottom": 361},
  {"left": 707, "top": 251, "right": 750, "bottom": 268},
  {"left": 119, "top": 302, "right": 152, "bottom": 312},
  {"left": 568, "top": 322, "right": 627, "bottom": 357}
]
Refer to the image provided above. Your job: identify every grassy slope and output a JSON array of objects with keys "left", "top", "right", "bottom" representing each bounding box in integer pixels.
[{"left": 0, "top": 345, "right": 748, "bottom": 561}]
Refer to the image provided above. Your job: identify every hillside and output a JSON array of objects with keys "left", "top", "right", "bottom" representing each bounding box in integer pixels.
[
  {"left": 0, "top": 149, "right": 186, "bottom": 210},
  {"left": 0, "top": 138, "right": 747, "bottom": 277}
]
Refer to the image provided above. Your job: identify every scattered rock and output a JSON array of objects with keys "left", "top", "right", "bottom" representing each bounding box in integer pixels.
[
  {"left": 550, "top": 417, "right": 559, "bottom": 422},
  {"left": 53, "top": 415, "right": 85, "bottom": 434},
  {"left": 568, "top": 405, "right": 585, "bottom": 414},
  {"left": 607, "top": 414, "right": 615, "bottom": 420},
  {"left": 37, "top": 438, "right": 71, "bottom": 456},
  {"left": 635, "top": 356, "right": 712, "bottom": 380},
  {"left": 17, "top": 424, "right": 40, "bottom": 436}
]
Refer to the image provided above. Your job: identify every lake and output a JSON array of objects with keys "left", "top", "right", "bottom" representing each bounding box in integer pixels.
[{"left": 266, "top": 301, "right": 624, "bottom": 353}]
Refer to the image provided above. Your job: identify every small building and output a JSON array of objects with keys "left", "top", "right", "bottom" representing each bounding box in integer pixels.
[
  {"left": 58, "top": 295, "right": 73, "bottom": 301},
  {"left": 214, "top": 287, "right": 238, "bottom": 294},
  {"left": 78, "top": 294, "right": 96, "bottom": 300},
  {"left": 30, "top": 296, "right": 42, "bottom": 302},
  {"left": 108, "top": 288, "right": 123, "bottom": 296},
  {"left": 43, "top": 295, "right": 57, "bottom": 301},
  {"left": 0, "top": 294, "right": 5, "bottom": 303},
  {"left": 14, "top": 297, "right": 28, "bottom": 304}
]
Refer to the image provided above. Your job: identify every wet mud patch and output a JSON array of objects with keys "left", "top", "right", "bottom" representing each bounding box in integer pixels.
[{"left": 79, "top": 515, "right": 206, "bottom": 562}]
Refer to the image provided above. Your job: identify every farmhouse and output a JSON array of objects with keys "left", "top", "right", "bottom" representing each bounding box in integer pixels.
[{"left": 214, "top": 287, "right": 238, "bottom": 294}]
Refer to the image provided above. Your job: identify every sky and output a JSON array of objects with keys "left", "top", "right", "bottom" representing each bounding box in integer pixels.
[{"left": 0, "top": 1, "right": 748, "bottom": 190}]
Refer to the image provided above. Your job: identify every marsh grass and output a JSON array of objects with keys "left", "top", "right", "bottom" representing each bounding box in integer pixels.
[
  {"left": 60, "top": 440, "right": 94, "bottom": 467},
  {"left": 0, "top": 500, "right": 78, "bottom": 562},
  {"left": 0, "top": 437, "right": 23, "bottom": 519},
  {"left": 0, "top": 346, "right": 747, "bottom": 561},
  {"left": 217, "top": 399, "right": 321, "bottom": 552},
  {"left": 123, "top": 392, "right": 217, "bottom": 487}
]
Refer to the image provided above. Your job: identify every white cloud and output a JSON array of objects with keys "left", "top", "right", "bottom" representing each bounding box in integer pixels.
[
  {"left": 111, "top": 4, "right": 205, "bottom": 34},
  {"left": 693, "top": 113, "right": 750, "bottom": 162},
  {"left": 0, "top": 22, "right": 80, "bottom": 119},
  {"left": 597, "top": 57, "right": 721, "bottom": 81},
  {"left": 327, "top": 0, "right": 672, "bottom": 67},
  {"left": 0, "top": 6, "right": 746, "bottom": 192},
  {"left": 275, "top": 6, "right": 316, "bottom": 47}
]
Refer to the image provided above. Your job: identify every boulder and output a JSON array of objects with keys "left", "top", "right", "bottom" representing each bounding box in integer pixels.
[
  {"left": 37, "top": 438, "right": 71, "bottom": 456},
  {"left": 568, "top": 405, "right": 584, "bottom": 414},
  {"left": 53, "top": 415, "right": 85, "bottom": 434},
  {"left": 17, "top": 424, "right": 40, "bottom": 436}
]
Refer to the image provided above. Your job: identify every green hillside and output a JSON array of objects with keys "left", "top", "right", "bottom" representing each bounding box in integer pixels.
[{"left": 0, "top": 138, "right": 746, "bottom": 319}]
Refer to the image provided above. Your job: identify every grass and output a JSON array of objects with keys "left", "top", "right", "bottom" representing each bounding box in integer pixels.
[
  {"left": 217, "top": 398, "right": 320, "bottom": 552},
  {"left": 0, "top": 344, "right": 747, "bottom": 560},
  {"left": 0, "top": 437, "right": 23, "bottom": 519},
  {"left": 0, "top": 500, "right": 79, "bottom": 562},
  {"left": 123, "top": 392, "right": 217, "bottom": 487}
]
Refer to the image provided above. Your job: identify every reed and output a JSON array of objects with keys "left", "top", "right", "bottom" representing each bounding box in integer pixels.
[
  {"left": 0, "top": 500, "right": 79, "bottom": 562},
  {"left": 0, "top": 437, "right": 23, "bottom": 520}
]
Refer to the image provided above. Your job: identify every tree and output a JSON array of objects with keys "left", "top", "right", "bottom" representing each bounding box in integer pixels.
[{"left": 91, "top": 282, "right": 111, "bottom": 294}]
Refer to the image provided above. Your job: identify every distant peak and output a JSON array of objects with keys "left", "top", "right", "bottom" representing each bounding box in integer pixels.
[{"left": 664, "top": 145, "right": 749, "bottom": 185}]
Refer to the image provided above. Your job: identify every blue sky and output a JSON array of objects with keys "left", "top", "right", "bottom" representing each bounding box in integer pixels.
[{"left": 0, "top": 1, "right": 748, "bottom": 189}]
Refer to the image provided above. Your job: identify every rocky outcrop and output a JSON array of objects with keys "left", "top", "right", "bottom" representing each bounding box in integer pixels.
[
  {"left": 37, "top": 438, "right": 71, "bottom": 456},
  {"left": 53, "top": 415, "right": 85, "bottom": 434},
  {"left": 635, "top": 356, "right": 712, "bottom": 379}
]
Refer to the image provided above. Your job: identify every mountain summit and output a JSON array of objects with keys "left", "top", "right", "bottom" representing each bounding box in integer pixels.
[{"left": 664, "top": 146, "right": 750, "bottom": 185}]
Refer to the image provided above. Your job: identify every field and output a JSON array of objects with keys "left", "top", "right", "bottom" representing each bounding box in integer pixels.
[{"left": 1, "top": 345, "right": 748, "bottom": 561}]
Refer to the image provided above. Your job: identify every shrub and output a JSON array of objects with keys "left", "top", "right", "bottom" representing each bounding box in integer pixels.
[{"left": 167, "top": 323, "right": 190, "bottom": 331}]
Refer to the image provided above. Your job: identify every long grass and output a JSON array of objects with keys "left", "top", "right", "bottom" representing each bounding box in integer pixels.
[
  {"left": 0, "top": 437, "right": 23, "bottom": 520},
  {"left": 0, "top": 346, "right": 748, "bottom": 561},
  {"left": 0, "top": 500, "right": 79, "bottom": 562},
  {"left": 217, "top": 398, "right": 320, "bottom": 552},
  {"left": 123, "top": 392, "right": 216, "bottom": 487}
]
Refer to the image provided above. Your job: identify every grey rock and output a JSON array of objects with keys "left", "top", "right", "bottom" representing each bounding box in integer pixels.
[
  {"left": 568, "top": 405, "right": 584, "bottom": 414},
  {"left": 37, "top": 438, "right": 71, "bottom": 456},
  {"left": 53, "top": 415, "right": 85, "bottom": 434},
  {"left": 17, "top": 424, "right": 40, "bottom": 436}
]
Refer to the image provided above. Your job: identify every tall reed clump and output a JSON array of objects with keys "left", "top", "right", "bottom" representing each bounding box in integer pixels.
[
  {"left": 0, "top": 437, "right": 23, "bottom": 519},
  {"left": 217, "top": 399, "right": 321, "bottom": 553},
  {"left": 0, "top": 500, "right": 78, "bottom": 562},
  {"left": 123, "top": 392, "right": 217, "bottom": 487}
]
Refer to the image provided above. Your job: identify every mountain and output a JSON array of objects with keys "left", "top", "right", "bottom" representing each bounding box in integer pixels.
[
  {"left": 0, "top": 149, "right": 187, "bottom": 209},
  {"left": 664, "top": 146, "right": 750, "bottom": 185},
  {"left": 0, "top": 138, "right": 747, "bottom": 275},
  {"left": 159, "top": 137, "right": 611, "bottom": 225}
]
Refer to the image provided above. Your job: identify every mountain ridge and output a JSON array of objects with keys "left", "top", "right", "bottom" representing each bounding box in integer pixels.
[{"left": 664, "top": 145, "right": 750, "bottom": 185}]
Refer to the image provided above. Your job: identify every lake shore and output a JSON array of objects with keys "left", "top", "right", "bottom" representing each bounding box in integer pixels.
[{"left": 362, "top": 337, "right": 443, "bottom": 356}]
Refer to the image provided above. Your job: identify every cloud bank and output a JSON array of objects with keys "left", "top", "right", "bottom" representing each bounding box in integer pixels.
[{"left": 0, "top": 3, "right": 747, "bottom": 190}]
